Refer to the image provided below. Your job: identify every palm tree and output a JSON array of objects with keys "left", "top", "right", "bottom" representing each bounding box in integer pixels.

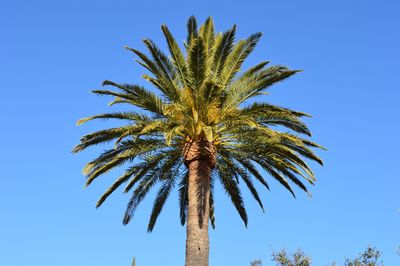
[{"left": 73, "top": 16, "right": 324, "bottom": 266}]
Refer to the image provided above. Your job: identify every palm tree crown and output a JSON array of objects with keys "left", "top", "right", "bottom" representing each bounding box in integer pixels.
[{"left": 73, "top": 16, "right": 324, "bottom": 232}]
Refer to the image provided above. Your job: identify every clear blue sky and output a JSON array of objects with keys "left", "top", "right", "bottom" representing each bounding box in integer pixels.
[{"left": 1, "top": 0, "right": 399, "bottom": 265}]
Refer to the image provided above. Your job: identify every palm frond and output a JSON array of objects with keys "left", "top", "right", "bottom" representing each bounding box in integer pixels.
[
  {"left": 225, "top": 66, "right": 300, "bottom": 110},
  {"left": 76, "top": 112, "right": 151, "bottom": 125},
  {"left": 186, "top": 16, "right": 198, "bottom": 48},
  {"left": 187, "top": 37, "right": 207, "bottom": 92},
  {"left": 125, "top": 46, "right": 162, "bottom": 78},
  {"left": 258, "top": 160, "right": 296, "bottom": 198},
  {"left": 123, "top": 170, "right": 160, "bottom": 225},
  {"left": 147, "top": 175, "right": 177, "bottom": 232},
  {"left": 216, "top": 156, "right": 248, "bottom": 226},
  {"left": 211, "top": 25, "right": 236, "bottom": 81},
  {"left": 96, "top": 165, "right": 143, "bottom": 208},
  {"left": 85, "top": 152, "right": 135, "bottom": 187},
  {"left": 209, "top": 171, "right": 216, "bottom": 229},
  {"left": 123, "top": 152, "right": 171, "bottom": 193},
  {"left": 178, "top": 170, "right": 189, "bottom": 226},
  {"left": 161, "top": 25, "right": 189, "bottom": 88},
  {"left": 123, "top": 152, "right": 180, "bottom": 224},
  {"left": 235, "top": 61, "right": 270, "bottom": 82},
  {"left": 219, "top": 32, "right": 262, "bottom": 88},
  {"left": 232, "top": 155, "right": 270, "bottom": 191},
  {"left": 98, "top": 81, "right": 165, "bottom": 115},
  {"left": 72, "top": 125, "right": 141, "bottom": 153},
  {"left": 199, "top": 17, "right": 215, "bottom": 55},
  {"left": 218, "top": 149, "right": 264, "bottom": 211},
  {"left": 234, "top": 165, "right": 264, "bottom": 211},
  {"left": 83, "top": 138, "right": 163, "bottom": 175},
  {"left": 142, "top": 39, "right": 180, "bottom": 101}
]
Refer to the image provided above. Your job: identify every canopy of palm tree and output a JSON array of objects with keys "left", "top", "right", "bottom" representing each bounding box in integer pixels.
[{"left": 73, "top": 16, "right": 324, "bottom": 233}]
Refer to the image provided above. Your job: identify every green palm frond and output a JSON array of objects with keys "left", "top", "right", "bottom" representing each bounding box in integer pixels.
[
  {"left": 211, "top": 25, "right": 236, "bottom": 81},
  {"left": 199, "top": 17, "right": 215, "bottom": 55},
  {"left": 147, "top": 157, "right": 183, "bottom": 232},
  {"left": 224, "top": 66, "right": 300, "bottom": 112},
  {"left": 123, "top": 170, "right": 159, "bottom": 225},
  {"left": 141, "top": 39, "right": 180, "bottom": 100},
  {"left": 261, "top": 162, "right": 297, "bottom": 198},
  {"left": 147, "top": 178, "right": 176, "bottom": 232},
  {"left": 209, "top": 173, "right": 216, "bottom": 229},
  {"left": 187, "top": 37, "right": 207, "bottom": 92},
  {"left": 186, "top": 16, "right": 198, "bottom": 48},
  {"left": 178, "top": 170, "right": 189, "bottom": 226},
  {"left": 76, "top": 112, "right": 152, "bottom": 125},
  {"left": 125, "top": 46, "right": 157, "bottom": 71},
  {"left": 83, "top": 138, "right": 160, "bottom": 176},
  {"left": 98, "top": 80, "right": 165, "bottom": 115},
  {"left": 219, "top": 32, "right": 262, "bottom": 88},
  {"left": 235, "top": 61, "right": 270, "bottom": 82},
  {"left": 231, "top": 154, "right": 270, "bottom": 191},
  {"left": 216, "top": 155, "right": 248, "bottom": 226},
  {"left": 123, "top": 152, "right": 172, "bottom": 193},
  {"left": 123, "top": 152, "right": 180, "bottom": 225},
  {"left": 72, "top": 125, "right": 140, "bottom": 153},
  {"left": 161, "top": 25, "right": 188, "bottom": 87},
  {"left": 96, "top": 165, "right": 142, "bottom": 208},
  {"left": 234, "top": 165, "right": 264, "bottom": 211}
]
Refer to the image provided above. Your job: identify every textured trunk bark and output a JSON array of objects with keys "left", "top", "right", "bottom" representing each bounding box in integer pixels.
[
  {"left": 185, "top": 159, "right": 211, "bottom": 266},
  {"left": 183, "top": 140, "right": 216, "bottom": 266}
]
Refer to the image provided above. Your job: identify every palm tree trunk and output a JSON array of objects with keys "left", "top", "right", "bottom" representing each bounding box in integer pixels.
[
  {"left": 184, "top": 140, "right": 216, "bottom": 266},
  {"left": 185, "top": 159, "right": 211, "bottom": 266}
]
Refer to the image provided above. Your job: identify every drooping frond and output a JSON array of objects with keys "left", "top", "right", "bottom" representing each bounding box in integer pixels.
[
  {"left": 209, "top": 173, "right": 216, "bottom": 229},
  {"left": 72, "top": 125, "right": 142, "bottom": 153},
  {"left": 96, "top": 80, "right": 165, "bottom": 115},
  {"left": 76, "top": 112, "right": 152, "bottom": 126},
  {"left": 216, "top": 155, "right": 248, "bottom": 226},
  {"left": 123, "top": 151, "right": 176, "bottom": 193},
  {"left": 179, "top": 170, "right": 189, "bottom": 226},
  {"left": 225, "top": 150, "right": 270, "bottom": 191},
  {"left": 234, "top": 165, "right": 264, "bottom": 211},
  {"left": 84, "top": 138, "right": 165, "bottom": 187},
  {"left": 96, "top": 164, "right": 143, "bottom": 208},
  {"left": 123, "top": 151, "right": 182, "bottom": 225},
  {"left": 223, "top": 66, "right": 300, "bottom": 112},
  {"left": 147, "top": 158, "right": 183, "bottom": 232}
]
